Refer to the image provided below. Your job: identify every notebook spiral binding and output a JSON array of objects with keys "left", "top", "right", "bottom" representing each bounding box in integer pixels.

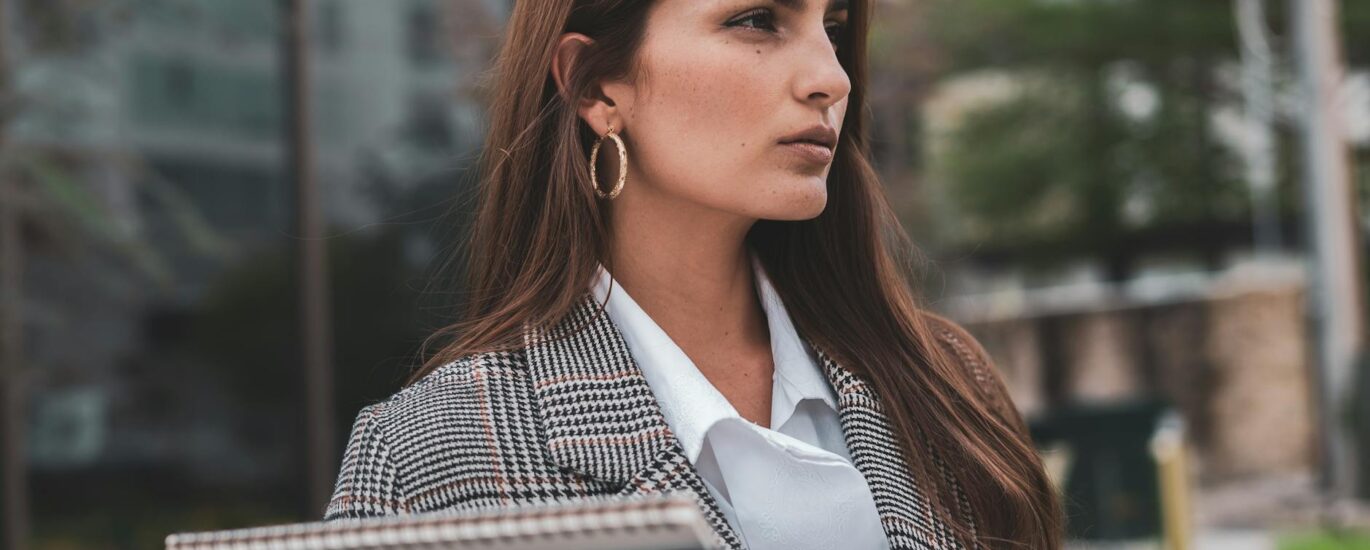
[{"left": 164, "top": 493, "right": 717, "bottom": 550}]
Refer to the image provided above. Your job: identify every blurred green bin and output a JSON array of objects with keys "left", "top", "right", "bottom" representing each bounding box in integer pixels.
[{"left": 1029, "top": 398, "right": 1167, "bottom": 541}]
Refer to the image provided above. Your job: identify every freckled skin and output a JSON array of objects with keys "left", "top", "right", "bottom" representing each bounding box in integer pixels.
[{"left": 596, "top": 0, "right": 851, "bottom": 222}]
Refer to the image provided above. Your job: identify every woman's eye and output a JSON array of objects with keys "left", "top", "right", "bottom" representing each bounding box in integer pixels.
[
  {"left": 727, "top": 9, "right": 777, "bottom": 32},
  {"left": 726, "top": 8, "right": 843, "bottom": 49},
  {"left": 825, "top": 23, "right": 844, "bottom": 45}
]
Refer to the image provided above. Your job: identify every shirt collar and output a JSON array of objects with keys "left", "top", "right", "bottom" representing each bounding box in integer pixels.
[
  {"left": 588, "top": 252, "right": 838, "bottom": 463},
  {"left": 749, "top": 253, "right": 840, "bottom": 427}
]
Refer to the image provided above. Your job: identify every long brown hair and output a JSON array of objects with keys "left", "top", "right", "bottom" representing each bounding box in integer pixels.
[{"left": 409, "top": 1, "right": 1062, "bottom": 547}]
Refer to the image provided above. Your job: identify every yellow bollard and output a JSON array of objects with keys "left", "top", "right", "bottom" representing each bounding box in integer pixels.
[{"left": 1150, "top": 412, "right": 1193, "bottom": 550}]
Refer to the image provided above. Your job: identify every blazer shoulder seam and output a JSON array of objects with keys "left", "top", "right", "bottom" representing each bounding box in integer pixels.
[
  {"left": 326, "top": 398, "right": 410, "bottom": 518},
  {"left": 386, "top": 349, "right": 521, "bottom": 404},
  {"left": 922, "top": 311, "right": 1007, "bottom": 414},
  {"left": 923, "top": 312, "right": 992, "bottom": 379}
]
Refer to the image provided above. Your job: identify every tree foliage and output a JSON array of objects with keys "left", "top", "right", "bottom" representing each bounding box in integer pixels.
[{"left": 916, "top": 0, "right": 1361, "bottom": 279}]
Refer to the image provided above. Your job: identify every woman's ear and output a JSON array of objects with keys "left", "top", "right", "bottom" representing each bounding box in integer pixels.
[{"left": 551, "top": 32, "right": 618, "bottom": 136}]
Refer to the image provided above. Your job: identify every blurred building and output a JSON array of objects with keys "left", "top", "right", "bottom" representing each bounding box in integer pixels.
[{"left": 8, "top": 0, "right": 510, "bottom": 531}]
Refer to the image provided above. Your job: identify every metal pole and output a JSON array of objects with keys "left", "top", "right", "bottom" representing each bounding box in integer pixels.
[
  {"left": 0, "top": 0, "right": 28, "bottom": 544},
  {"left": 0, "top": 168, "right": 24, "bottom": 550},
  {"left": 1291, "top": 0, "right": 1366, "bottom": 500},
  {"left": 1235, "top": 0, "right": 1282, "bottom": 252},
  {"left": 281, "top": 0, "right": 336, "bottom": 517},
  {"left": 0, "top": 154, "right": 26, "bottom": 550}
]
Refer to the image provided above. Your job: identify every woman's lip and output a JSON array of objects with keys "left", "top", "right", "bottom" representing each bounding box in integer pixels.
[{"left": 779, "top": 141, "right": 834, "bottom": 165}]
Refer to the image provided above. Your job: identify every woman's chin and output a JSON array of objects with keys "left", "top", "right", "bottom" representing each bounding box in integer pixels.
[{"left": 761, "top": 185, "right": 828, "bottom": 221}]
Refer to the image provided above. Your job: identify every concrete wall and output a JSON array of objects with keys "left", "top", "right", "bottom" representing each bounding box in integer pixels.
[{"left": 955, "top": 281, "right": 1314, "bottom": 484}]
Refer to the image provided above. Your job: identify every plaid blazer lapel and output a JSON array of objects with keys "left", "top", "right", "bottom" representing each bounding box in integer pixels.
[
  {"left": 522, "top": 291, "right": 745, "bottom": 550},
  {"left": 806, "top": 337, "right": 968, "bottom": 550}
]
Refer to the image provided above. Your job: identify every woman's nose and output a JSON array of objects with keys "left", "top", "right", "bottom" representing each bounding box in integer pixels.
[{"left": 793, "top": 28, "right": 852, "bottom": 111}]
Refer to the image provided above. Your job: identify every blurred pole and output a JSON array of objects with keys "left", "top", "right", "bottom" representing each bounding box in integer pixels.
[
  {"left": 281, "top": 0, "right": 336, "bottom": 517},
  {"left": 1291, "top": 0, "right": 1367, "bottom": 499},
  {"left": 1235, "top": 0, "right": 1282, "bottom": 252},
  {"left": 1151, "top": 413, "right": 1192, "bottom": 550},
  {"left": 0, "top": 0, "right": 27, "bottom": 545}
]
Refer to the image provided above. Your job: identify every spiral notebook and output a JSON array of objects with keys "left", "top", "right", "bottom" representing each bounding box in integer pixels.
[{"left": 164, "top": 493, "right": 717, "bottom": 550}]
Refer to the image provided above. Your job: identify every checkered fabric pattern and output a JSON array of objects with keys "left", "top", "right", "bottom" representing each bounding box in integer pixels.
[{"left": 323, "top": 291, "right": 1023, "bottom": 550}]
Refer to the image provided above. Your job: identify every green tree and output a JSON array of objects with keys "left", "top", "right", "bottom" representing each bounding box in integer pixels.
[{"left": 914, "top": 0, "right": 1355, "bottom": 281}]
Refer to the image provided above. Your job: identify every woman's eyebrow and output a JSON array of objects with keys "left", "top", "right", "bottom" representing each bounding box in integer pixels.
[{"left": 772, "top": 0, "right": 850, "bottom": 13}]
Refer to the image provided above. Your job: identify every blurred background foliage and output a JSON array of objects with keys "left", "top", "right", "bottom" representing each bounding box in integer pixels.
[{"left": 916, "top": 0, "right": 1351, "bottom": 280}]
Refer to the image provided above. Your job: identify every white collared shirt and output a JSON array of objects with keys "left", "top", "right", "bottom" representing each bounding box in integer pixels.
[{"left": 589, "top": 254, "right": 888, "bottom": 550}]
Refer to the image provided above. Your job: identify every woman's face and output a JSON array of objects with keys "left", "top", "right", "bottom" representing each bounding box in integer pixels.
[{"left": 599, "top": 0, "right": 851, "bottom": 222}]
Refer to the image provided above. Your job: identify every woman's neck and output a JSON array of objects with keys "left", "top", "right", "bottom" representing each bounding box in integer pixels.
[{"left": 604, "top": 193, "right": 771, "bottom": 369}]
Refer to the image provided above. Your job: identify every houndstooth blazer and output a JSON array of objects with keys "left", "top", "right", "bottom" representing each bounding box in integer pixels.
[{"left": 322, "top": 290, "right": 1024, "bottom": 550}]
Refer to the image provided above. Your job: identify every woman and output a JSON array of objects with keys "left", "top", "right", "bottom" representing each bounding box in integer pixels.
[{"left": 324, "top": 1, "right": 1062, "bottom": 548}]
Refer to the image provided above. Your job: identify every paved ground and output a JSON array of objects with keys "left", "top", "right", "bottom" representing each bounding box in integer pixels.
[
  {"left": 1066, "top": 530, "right": 1275, "bottom": 550},
  {"left": 1063, "top": 472, "right": 1370, "bottom": 549}
]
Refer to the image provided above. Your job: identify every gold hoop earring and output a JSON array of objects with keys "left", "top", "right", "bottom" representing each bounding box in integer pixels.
[{"left": 589, "top": 125, "right": 627, "bottom": 200}]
